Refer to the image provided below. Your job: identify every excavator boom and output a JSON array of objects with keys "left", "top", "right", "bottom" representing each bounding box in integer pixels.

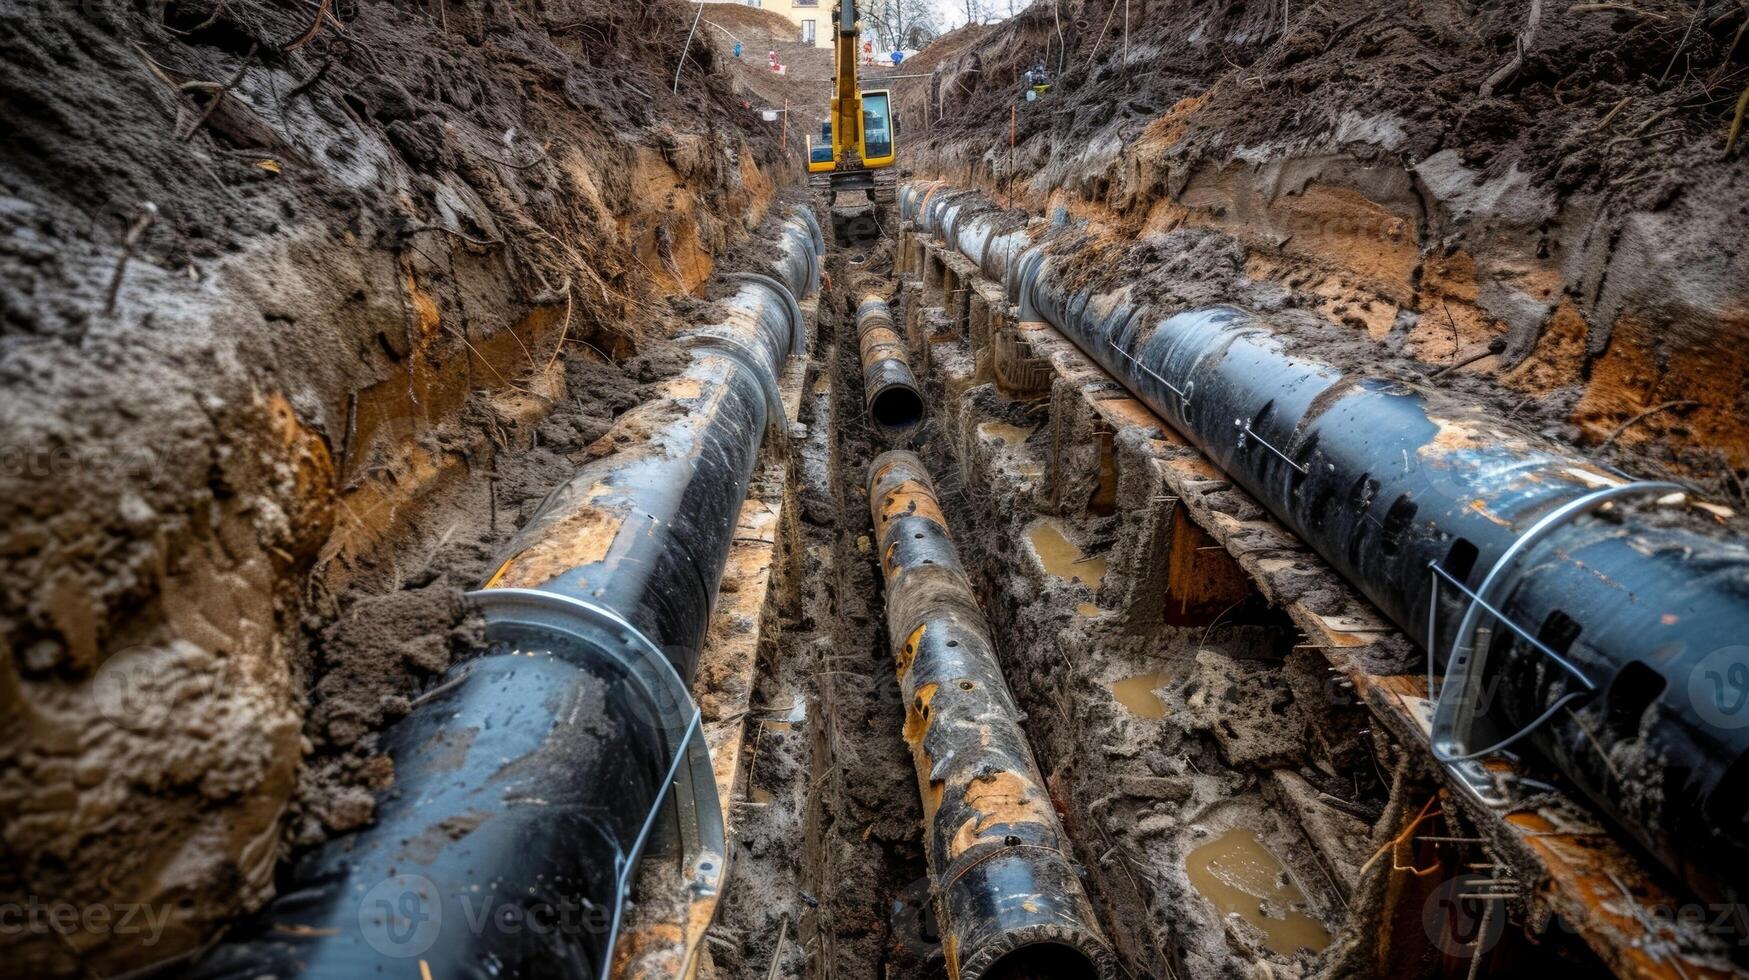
[{"left": 832, "top": 0, "right": 863, "bottom": 168}]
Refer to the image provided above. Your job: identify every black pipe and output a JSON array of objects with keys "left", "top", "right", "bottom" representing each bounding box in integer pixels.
[
  {"left": 855, "top": 294, "right": 925, "bottom": 440},
  {"left": 185, "top": 209, "right": 821, "bottom": 979},
  {"left": 869, "top": 451, "right": 1116, "bottom": 980},
  {"left": 909, "top": 184, "right": 1749, "bottom": 916}
]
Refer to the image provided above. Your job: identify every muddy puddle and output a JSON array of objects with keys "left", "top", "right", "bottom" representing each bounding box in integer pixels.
[
  {"left": 1027, "top": 520, "right": 1107, "bottom": 588},
  {"left": 1186, "top": 828, "right": 1331, "bottom": 957},
  {"left": 977, "top": 420, "right": 1034, "bottom": 447},
  {"left": 1109, "top": 671, "right": 1171, "bottom": 719}
]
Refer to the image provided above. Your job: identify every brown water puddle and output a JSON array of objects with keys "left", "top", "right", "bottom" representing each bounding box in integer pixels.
[
  {"left": 1185, "top": 829, "right": 1330, "bottom": 957},
  {"left": 1028, "top": 521, "right": 1107, "bottom": 588},
  {"left": 1076, "top": 601, "right": 1100, "bottom": 618},
  {"left": 1109, "top": 671, "right": 1170, "bottom": 719},
  {"left": 978, "top": 421, "right": 1034, "bottom": 447}
]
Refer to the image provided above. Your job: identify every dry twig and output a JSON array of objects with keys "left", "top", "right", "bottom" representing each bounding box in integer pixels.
[
  {"left": 179, "top": 43, "right": 259, "bottom": 141},
  {"left": 1601, "top": 399, "right": 1698, "bottom": 446},
  {"left": 1482, "top": 0, "right": 1544, "bottom": 95},
  {"left": 166, "top": 0, "right": 231, "bottom": 35},
  {"left": 1567, "top": 3, "right": 1669, "bottom": 21},
  {"left": 1726, "top": 80, "right": 1749, "bottom": 158},
  {"left": 545, "top": 279, "right": 575, "bottom": 372},
  {"left": 1431, "top": 338, "right": 1507, "bottom": 381},
  {"left": 1591, "top": 94, "right": 1634, "bottom": 132},
  {"left": 104, "top": 203, "right": 159, "bottom": 315},
  {"left": 404, "top": 224, "right": 504, "bottom": 250},
  {"left": 1659, "top": 0, "right": 1707, "bottom": 86},
  {"left": 282, "top": 0, "right": 335, "bottom": 51}
]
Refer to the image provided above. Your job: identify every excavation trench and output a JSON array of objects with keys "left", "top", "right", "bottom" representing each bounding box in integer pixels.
[
  {"left": 709, "top": 225, "right": 1363, "bottom": 980},
  {"left": 908, "top": 181, "right": 1749, "bottom": 916},
  {"left": 706, "top": 177, "right": 1749, "bottom": 980},
  {"left": 12, "top": 2, "right": 1749, "bottom": 977}
]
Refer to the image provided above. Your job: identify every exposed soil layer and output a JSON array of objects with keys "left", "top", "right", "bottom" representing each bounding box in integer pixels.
[
  {"left": 0, "top": 0, "right": 781, "bottom": 972},
  {"left": 901, "top": 0, "right": 1749, "bottom": 505},
  {"left": 8, "top": 1, "right": 1749, "bottom": 977}
]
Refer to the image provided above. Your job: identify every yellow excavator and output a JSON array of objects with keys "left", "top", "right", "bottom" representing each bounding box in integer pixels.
[{"left": 805, "top": 0, "right": 896, "bottom": 242}]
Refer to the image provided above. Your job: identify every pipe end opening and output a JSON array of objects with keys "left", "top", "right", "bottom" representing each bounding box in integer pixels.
[
  {"left": 980, "top": 942, "right": 1103, "bottom": 980},
  {"left": 870, "top": 386, "right": 926, "bottom": 439}
]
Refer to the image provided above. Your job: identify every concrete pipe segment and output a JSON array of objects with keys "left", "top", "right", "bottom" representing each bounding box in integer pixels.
[
  {"left": 903, "top": 183, "right": 1749, "bottom": 915},
  {"left": 868, "top": 450, "right": 1117, "bottom": 980},
  {"left": 184, "top": 208, "right": 822, "bottom": 980},
  {"left": 855, "top": 294, "right": 926, "bottom": 441}
]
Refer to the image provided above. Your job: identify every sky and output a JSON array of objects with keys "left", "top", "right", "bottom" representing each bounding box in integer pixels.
[
  {"left": 932, "top": 0, "right": 968, "bottom": 31},
  {"left": 929, "top": 0, "right": 1030, "bottom": 34}
]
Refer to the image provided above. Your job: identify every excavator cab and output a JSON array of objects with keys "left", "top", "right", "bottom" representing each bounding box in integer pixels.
[
  {"left": 860, "top": 91, "right": 895, "bottom": 167},
  {"left": 807, "top": 135, "right": 834, "bottom": 172}
]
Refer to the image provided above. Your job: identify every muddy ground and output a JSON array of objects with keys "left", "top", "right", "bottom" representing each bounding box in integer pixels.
[
  {"left": 903, "top": 0, "right": 1749, "bottom": 505},
  {"left": 0, "top": 0, "right": 784, "bottom": 973},
  {"left": 6, "top": 0, "right": 1749, "bottom": 977},
  {"left": 709, "top": 225, "right": 1397, "bottom": 979}
]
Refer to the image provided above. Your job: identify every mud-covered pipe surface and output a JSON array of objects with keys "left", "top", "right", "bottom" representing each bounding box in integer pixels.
[
  {"left": 868, "top": 451, "right": 1116, "bottom": 980},
  {"left": 906, "top": 184, "right": 1749, "bottom": 913},
  {"left": 856, "top": 294, "right": 925, "bottom": 440},
  {"left": 186, "top": 209, "right": 821, "bottom": 979}
]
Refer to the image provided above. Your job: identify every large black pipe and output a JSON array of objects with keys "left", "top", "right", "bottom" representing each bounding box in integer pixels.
[
  {"left": 869, "top": 451, "right": 1116, "bottom": 980},
  {"left": 909, "top": 185, "right": 1749, "bottom": 914},
  {"left": 186, "top": 208, "right": 821, "bottom": 979}
]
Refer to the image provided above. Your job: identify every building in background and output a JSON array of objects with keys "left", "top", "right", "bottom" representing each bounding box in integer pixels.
[{"left": 740, "top": 0, "right": 833, "bottom": 47}]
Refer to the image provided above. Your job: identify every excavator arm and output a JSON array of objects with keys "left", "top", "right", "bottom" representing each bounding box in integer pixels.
[
  {"left": 831, "top": 0, "right": 864, "bottom": 168},
  {"left": 808, "top": 0, "right": 895, "bottom": 241}
]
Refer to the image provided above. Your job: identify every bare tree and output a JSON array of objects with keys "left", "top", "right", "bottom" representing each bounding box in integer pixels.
[{"left": 862, "top": 0, "right": 939, "bottom": 51}]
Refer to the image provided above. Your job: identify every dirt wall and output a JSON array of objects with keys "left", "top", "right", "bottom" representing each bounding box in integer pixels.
[{"left": 0, "top": 0, "right": 781, "bottom": 973}]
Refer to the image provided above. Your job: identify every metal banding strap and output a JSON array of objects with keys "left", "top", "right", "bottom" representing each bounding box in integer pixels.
[
  {"left": 1428, "top": 480, "right": 1683, "bottom": 763},
  {"left": 675, "top": 332, "right": 788, "bottom": 436},
  {"left": 724, "top": 271, "right": 808, "bottom": 356},
  {"left": 791, "top": 205, "right": 824, "bottom": 257},
  {"left": 467, "top": 588, "right": 727, "bottom": 977}
]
